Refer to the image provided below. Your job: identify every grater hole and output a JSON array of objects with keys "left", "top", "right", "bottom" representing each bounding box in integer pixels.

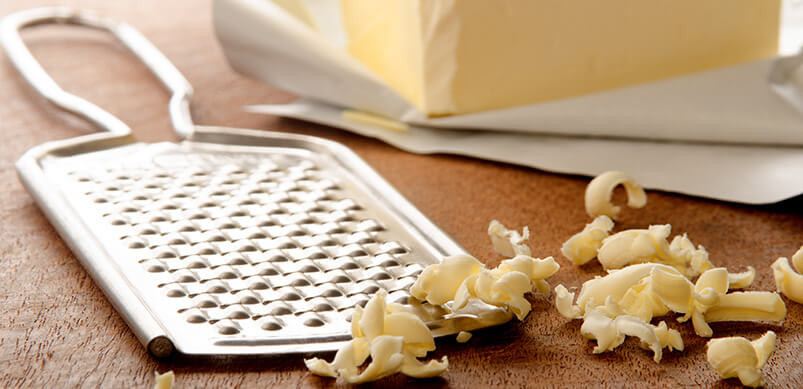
[
  {"left": 236, "top": 244, "right": 258, "bottom": 253},
  {"left": 371, "top": 272, "right": 392, "bottom": 281},
  {"left": 186, "top": 315, "right": 206, "bottom": 323},
  {"left": 206, "top": 234, "right": 226, "bottom": 243},
  {"left": 177, "top": 275, "right": 197, "bottom": 283},
  {"left": 197, "top": 299, "right": 217, "bottom": 308},
  {"left": 150, "top": 216, "right": 167, "bottom": 222},
  {"left": 218, "top": 272, "right": 237, "bottom": 280},
  {"left": 261, "top": 321, "right": 282, "bottom": 331},
  {"left": 208, "top": 285, "right": 228, "bottom": 294},
  {"left": 110, "top": 218, "right": 126, "bottom": 226},
  {"left": 314, "top": 303, "right": 334, "bottom": 312},
  {"left": 240, "top": 295, "right": 260, "bottom": 305},
  {"left": 93, "top": 197, "right": 108, "bottom": 204},
  {"left": 188, "top": 261, "right": 207, "bottom": 269},
  {"left": 228, "top": 257, "right": 247, "bottom": 266},
  {"left": 331, "top": 276, "right": 350, "bottom": 284},
  {"left": 250, "top": 281, "right": 270, "bottom": 290},
  {"left": 147, "top": 265, "right": 166, "bottom": 273},
  {"left": 341, "top": 262, "right": 360, "bottom": 270},
  {"left": 380, "top": 259, "right": 400, "bottom": 267},
  {"left": 354, "top": 298, "right": 369, "bottom": 308},
  {"left": 290, "top": 279, "right": 310, "bottom": 287},
  {"left": 269, "top": 255, "right": 289, "bottom": 263},
  {"left": 319, "top": 239, "right": 337, "bottom": 247},
  {"left": 363, "top": 285, "right": 380, "bottom": 294},
  {"left": 248, "top": 231, "right": 268, "bottom": 239},
  {"left": 156, "top": 251, "right": 177, "bottom": 259},
  {"left": 303, "top": 318, "right": 325, "bottom": 327},
  {"left": 282, "top": 292, "right": 302, "bottom": 301},
  {"left": 307, "top": 251, "right": 327, "bottom": 260},
  {"left": 127, "top": 241, "right": 145, "bottom": 249},
  {"left": 228, "top": 310, "right": 249, "bottom": 320},
  {"left": 323, "top": 289, "right": 343, "bottom": 297},
  {"left": 299, "top": 265, "right": 319, "bottom": 273},
  {"left": 347, "top": 249, "right": 368, "bottom": 257},
  {"left": 168, "top": 238, "right": 186, "bottom": 245},
  {"left": 166, "top": 289, "right": 186, "bottom": 298},
  {"left": 392, "top": 295, "right": 409, "bottom": 304},
  {"left": 218, "top": 326, "right": 239, "bottom": 335},
  {"left": 197, "top": 247, "right": 216, "bottom": 255},
  {"left": 259, "top": 268, "right": 279, "bottom": 276},
  {"left": 272, "top": 307, "right": 292, "bottom": 316}
]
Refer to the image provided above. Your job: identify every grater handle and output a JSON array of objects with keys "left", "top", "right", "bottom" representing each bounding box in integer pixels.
[{"left": 0, "top": 7, "right": 195, "bottom": 138}]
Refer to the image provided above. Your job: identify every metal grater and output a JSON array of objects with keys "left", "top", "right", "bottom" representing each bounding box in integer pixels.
[{"left": 3, "top": 8, "right": 510, "bottom": 357}]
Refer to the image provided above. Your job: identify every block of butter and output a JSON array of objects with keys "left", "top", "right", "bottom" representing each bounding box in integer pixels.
[{"left": 340, "top": 0, "right": 781, "bottom": 116}]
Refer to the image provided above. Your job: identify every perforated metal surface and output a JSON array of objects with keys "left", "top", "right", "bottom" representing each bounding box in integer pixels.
[{"left": 19, "top": 128, "right": 466, "bottom": 356}]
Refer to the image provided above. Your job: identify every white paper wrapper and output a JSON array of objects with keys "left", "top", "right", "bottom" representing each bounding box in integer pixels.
[{"left": 213, "top": 0, "right": 803, "bottom": 204}]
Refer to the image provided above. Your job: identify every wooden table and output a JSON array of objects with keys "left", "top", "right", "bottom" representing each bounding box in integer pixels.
[{"left": 1, "top": 1, "right": 801, "bottom": 387}]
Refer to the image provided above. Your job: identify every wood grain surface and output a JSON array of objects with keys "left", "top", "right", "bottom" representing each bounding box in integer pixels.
[{"left": 1, "top": 1, "right": 801, "bottom": 387}]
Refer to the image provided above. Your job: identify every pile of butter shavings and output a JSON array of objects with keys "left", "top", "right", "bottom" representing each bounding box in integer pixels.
[
  {"left": 412, "top": 221, "right": 559, "bottom": 321},
  {"left": 563, "top": 171, "right": 756, "bottom": 281},
  {"left": 554, "top": 170, "right": 789, "bottom": 377},
  {"left": 706, "top": 331, "right": 777, "bottom": 388},
  {"left": 771, "top": 245, "right": 803, "bottom": 304},
  {"left": 556, "top": 263, "right": 786, "bottom": 339},
  {"left": 579, "top": 299, "right": 683, "bottom": 362},
  {"left": 304, "top": 220, "right": 558, "bottom": 383},
  {"left": 304, "top": 290, "right": 448, "bottom": 383},
  {"left": 153, "top": 371, "right": 174, "bottom": 389}
]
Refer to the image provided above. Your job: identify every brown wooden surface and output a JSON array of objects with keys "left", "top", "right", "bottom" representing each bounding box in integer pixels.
[{"left": 1, "top": 1, "right": 801, "bottom": 387}]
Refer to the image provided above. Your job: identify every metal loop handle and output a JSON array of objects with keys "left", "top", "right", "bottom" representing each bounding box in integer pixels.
[{"left": 1, "top": 7, "right": 195, "bottom": 138}]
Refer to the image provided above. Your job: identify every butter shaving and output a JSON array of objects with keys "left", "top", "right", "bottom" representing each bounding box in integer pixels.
[
  {"left": 456, "top": 331, "right": 472, "bottom": 343},
  {"left": 488, "top": 220, "right": 531, "bottom": 257},
  {"left": 584, "top": 171, "right": 647, "bottom": 219},
  {"left": 771, "top": 246, "right": 803, "bottom": 304},
  {"left": 706, "top": 331, "right": 776, "bottom": 388},
  {"left": 153, "top": 371, "right": 174, "bottom": 389},
  {"left": 305, "top": 291, "right": 447, "bottom": 383},
  {"left": 561, "top": 216, "right": 614, "bottom": 265},
  {"left": 597, "top": 226, "right": 714, "bottom": 278}
]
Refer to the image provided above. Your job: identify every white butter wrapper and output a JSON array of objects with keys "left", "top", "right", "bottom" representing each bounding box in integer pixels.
[{"left": 213, "top": 0, "right": 803, "bottom": 204}]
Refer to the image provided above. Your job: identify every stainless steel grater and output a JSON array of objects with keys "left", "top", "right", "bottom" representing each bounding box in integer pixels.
[{"left": 3, "top": 8, "right": 509, "bottom": 358}]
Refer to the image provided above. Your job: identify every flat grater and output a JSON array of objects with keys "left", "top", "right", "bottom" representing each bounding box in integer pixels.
[{"left": 2, "top": 8, "right": 511, "bottom": 358}]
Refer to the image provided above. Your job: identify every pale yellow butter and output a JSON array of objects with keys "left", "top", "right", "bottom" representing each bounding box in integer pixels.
[
  {"left": 341, "top": 0, "right": 780, "bottom": 116},
  {"left": 561, "top": 215, "right": 614, "bottom": 266},
  {"left": 555, "top": 264, "right": 786, "bottom": 338},
  {"left": 304, "top": 291, "right": 448, "bottom": 383},
  {"left": 706, "top": 331, "right": 777, "bottom": 388},
  {"left": 771, "top": 246, "right": 803, "bottom": 304},
  {"left": 153, "top": 371, "right": 174, "bottom": 389}
]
